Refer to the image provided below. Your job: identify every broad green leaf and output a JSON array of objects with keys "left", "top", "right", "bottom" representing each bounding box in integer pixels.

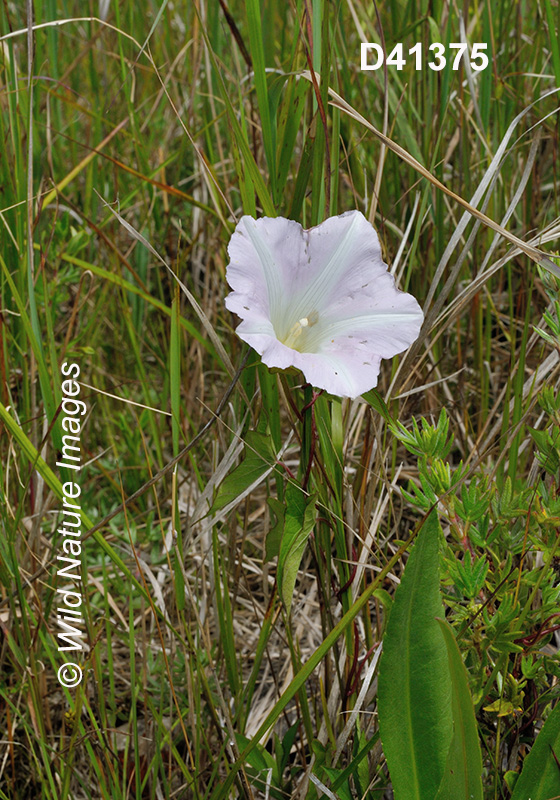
[
  {"left": 435, "top": 619, "right": 483, "bottom": 800},
  {"left": 504, "top": 770, "right": 519, "bottom": 792},
  {"left": 211, "top": 431, "right": 275, "bottom": 513},
  {"left": 362, "top": 388, "right": 393, "bottom": 424},
  {"left": 265, "top": 497, "right": 285, "bottom": 561},
  {"left": 277, "top": 485, "right": 317, "bottom": 614},
  {"left": 510, "top": 700, "right": 560, "bottom": 800},
  {"left": 378, "top": 511, "right": 452, "bottom": 800},
  {"left": 235, "top": 733, "right": 277, "bottom": 779}
]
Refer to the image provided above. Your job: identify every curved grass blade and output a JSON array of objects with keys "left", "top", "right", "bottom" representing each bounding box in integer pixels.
[
  {"left": 0, "top": 403, "right": 168, "bottom": 624},
  {"left": 313, "top": 74, "right": 560, "bottom": 278},
  {"left": 61, "top": 254, "right": 217, "bottom": 358}
]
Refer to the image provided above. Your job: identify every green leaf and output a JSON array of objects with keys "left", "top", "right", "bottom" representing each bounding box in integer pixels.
[
  {"left": 234, "top": 733, "right": 278, "bottom": 783},
  {"left": 277, "top": 485, "right": 317, "bottom": 615},
  {"left": 277, "top": 720, "right": 299, "bottom": 777},
  {"left": 372, "top": 588, "right": 393, "bottom": 621},
  {"left": 377, "top": 511, "right": 452, "bottom": 800},
  {"left": 529, "top": 426, "right": 560, "bottom": 476},
  {"left": 504, "top": 770, "right": 519, "bottom": 792},
  {"left": 265, "top": 497, "right": 285, "bottom": 561},
  {"left": 354, "top": 724, "right": 371, "bottom": 797},
  {"left": 449, "top": 553, "right": 489, "bottom": 599},
  {"left": 316, "top": 766, "right": 353, "bottom": 800},
  {"left": 434, "top": 619, "right": 483, "bottom": 800},
  {"left": 510, "top": 700, "right": 560, "bottom": 800},
  {"left": 211, "top": 431, "right": 275, "bottom": 513},
  {"left": 363, "top": 388, "right": 393, "bottom": 424},
  {"left": 0, "top": 255, "right": 56, "bottom": 426}
]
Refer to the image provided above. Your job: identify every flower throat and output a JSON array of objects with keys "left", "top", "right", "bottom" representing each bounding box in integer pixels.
[{"left": 281, "top": 311, "right": 319, "bottom": 351}]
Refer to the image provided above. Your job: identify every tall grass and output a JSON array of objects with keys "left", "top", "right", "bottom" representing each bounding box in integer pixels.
[{"left": 1, "top": 0, "right": 560, "bottom": 798}]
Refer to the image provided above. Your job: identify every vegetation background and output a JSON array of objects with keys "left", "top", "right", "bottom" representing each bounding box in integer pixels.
[{"left": 1, "top": 0, "right": 560, "bottom": 798}]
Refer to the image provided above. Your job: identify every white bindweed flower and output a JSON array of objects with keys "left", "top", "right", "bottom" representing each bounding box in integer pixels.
[{"left": 225, "top": 211, "right": 424, "bottom": 398}]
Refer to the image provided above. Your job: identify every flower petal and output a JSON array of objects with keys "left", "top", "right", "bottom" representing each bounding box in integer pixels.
[
  {"left": 231, "top": 324, "right": 381, "bottom": 397},
  {"left": 225, "top": 211, "right": 424, "bottom": 398},
  {"left": 225, "top": 215, "right": 305, "bottom": 327},
  {"left": 304, "top": 298, "right": 424, "bottom": 359},
  {"left": 286, "top": 211, "right": 382, "bottom": 326},
  {"left": 291, "top": 350, "right": 383, "bottom": 398}
]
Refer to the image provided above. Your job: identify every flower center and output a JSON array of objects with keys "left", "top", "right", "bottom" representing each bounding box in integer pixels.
[{"left": 281, "top": 311, "right": 319, "bottom": 351}]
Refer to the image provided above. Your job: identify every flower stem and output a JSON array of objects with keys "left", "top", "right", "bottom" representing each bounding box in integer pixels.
[{"left": 301, "top": 384, "right": 321, "bottom": 491}]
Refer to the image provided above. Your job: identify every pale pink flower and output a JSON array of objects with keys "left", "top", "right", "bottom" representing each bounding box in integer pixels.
[{"left": 225, "top": 211, "right": 423, "bottom": 398}]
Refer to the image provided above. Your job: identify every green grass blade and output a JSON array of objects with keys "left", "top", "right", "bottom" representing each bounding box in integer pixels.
[
  {"left": 60, "top": 253, "right": 217, "bottom": 358},
  {"left": 0, "top": 402, "right": 169, "bottom": 622},
  {"left": 0, "top": 254, "right": 56, "bottom": 424},
  {"left": 191, "top": 2, "right": 276, "bottom": 216},
  {"left": 244, "top": 0, "right": 276, "bottom": 189},
  {"left": 170, "top": 285, "right": 181, "bottom": 456},
  {"left": 544, "top": 0, "right": 560, "bottom": 87}
]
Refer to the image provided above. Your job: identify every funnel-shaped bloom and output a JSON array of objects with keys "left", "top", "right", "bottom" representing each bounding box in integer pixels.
[{"left": 225, "top": 211, "right": 423, "bottom": 398}]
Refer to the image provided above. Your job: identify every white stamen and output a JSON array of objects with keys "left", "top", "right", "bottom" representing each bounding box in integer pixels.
[{"left": 282, "top": 311, "right": 319, "bottom": 350}]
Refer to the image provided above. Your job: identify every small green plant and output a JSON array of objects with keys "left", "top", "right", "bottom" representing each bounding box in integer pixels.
[{"left": 384, "top": 393, "right": 560, "bottom": 798}]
